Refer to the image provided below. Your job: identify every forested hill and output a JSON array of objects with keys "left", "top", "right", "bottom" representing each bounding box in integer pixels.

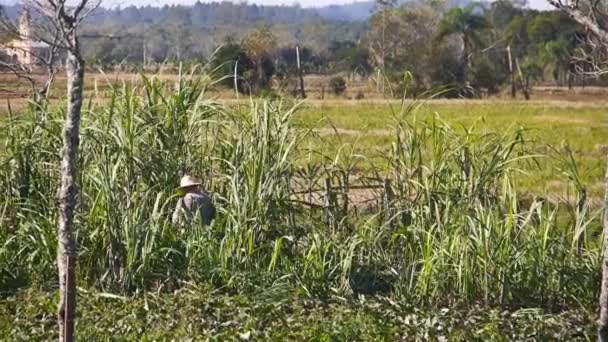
[
  {"left": 4, "top": 1, "right": 363, "bottom": 23},
  {"left": 0, "top": 0, "right": 478, "bottom": 23},
  {"left": 87, "top": 2, "right": 327, "bottom": 26},
  {"left": 317, "top": 1, "right": 376, "bottom": 21},
  {"left": 315, "top": 0, "right": 475, "bottom": 21},
  {"left": 1, "top": 2, "right": 328, "bottom": 24},
  {"left": 0, "top": 1, "right": 369, "bottom": 60}
]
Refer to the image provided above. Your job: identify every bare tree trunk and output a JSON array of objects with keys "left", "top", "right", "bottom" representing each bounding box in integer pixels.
[
  {"left": 516, "top": 58, "right": 530, "bottom": 100},
  {"left": 57, "top": 41, "right": 85, "bottom": 342},
  {"left": 582, "top": 74, "right": 586, "bottom": 89},
  {"left": 256, "top": 60, "right": 264, "bottom": 95},
  {"left": 296, "top": 45, "right": 306, "bottom": 99},
  {"left": 599, "top": 153, "right": 608, "bottom": 341},
  {"left": 507, "top": 45, "right": 516, "bottom": 98},
  {"left": 462, "top": 35, "right": 469, "bottom": 85},
  {"left": 143, "top": 37, "right": 147, "bottom": 68}
]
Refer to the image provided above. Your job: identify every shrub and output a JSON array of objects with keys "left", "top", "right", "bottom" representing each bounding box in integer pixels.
[
  {"left": 471, "top": 58, "right": 508, "bottom": 95},
  {"left": 328, "top": 76, "right": 346, "bottom": 95}
]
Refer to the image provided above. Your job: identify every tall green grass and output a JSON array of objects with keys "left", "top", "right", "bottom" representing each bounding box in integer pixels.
[{"left": 0, "top": 73, "right": 601, "bottom": 311}]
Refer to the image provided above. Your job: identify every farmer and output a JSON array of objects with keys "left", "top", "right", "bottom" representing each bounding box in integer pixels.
[{"left": 172, "top": 174, "right": 216, "bottom": 226}]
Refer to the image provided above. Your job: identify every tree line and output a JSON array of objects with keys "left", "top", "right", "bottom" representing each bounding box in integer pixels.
[
  {"left": 355, "top": 0, "right": 593, "bottom": 97},
  {"left": 2, "top": 0, "right": 598, "bottom": 97},
  {"left": 207, "top": 0, "right": 595, "bottom": 97}
]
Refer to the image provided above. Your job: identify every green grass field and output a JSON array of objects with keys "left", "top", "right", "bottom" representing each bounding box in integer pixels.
[{"left": 293, "top": 100, "right": 608, "bottom": 200}]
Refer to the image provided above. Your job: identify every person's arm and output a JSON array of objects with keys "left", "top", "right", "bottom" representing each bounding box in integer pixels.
[{"left": 172, "top": 198, "right": 183, "bottom": 226}]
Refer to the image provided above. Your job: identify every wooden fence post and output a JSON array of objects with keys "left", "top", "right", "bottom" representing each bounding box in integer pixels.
[
  {"left": 308, "top": 178, "right": 314, "bottom": 220},
  {"left": 296, "top": 45, "right": 306, "bottom": 99},
  {"left": 325, "top": 178, "right": 336, "bottom": 230},
  {"left": 342, "top": 174, "right": 349, "bottom": 217},
  {"left": 515, "top": 58, "right": 530, "bottom": 100},
  {"left": 507, "top": 45, "right": 516, "bottom": 98},
  {"left": 384, "top": 178, "right": 395, "bottom": 229}
]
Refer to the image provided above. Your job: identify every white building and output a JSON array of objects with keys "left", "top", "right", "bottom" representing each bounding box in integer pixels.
[{"left": 3, "top": 9, "right": 50, "bottom": 65}]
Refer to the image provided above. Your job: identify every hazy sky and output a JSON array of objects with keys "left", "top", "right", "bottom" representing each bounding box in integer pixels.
[{"left": 99, "top": 0, "right": 554, "bottom": 10}]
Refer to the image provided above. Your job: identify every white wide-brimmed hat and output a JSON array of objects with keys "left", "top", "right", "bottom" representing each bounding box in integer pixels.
[{"left": 179, "top": 175, "right": 201, "bottom": 188}]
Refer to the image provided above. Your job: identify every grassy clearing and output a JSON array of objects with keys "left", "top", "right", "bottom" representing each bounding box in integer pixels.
[
  {"left": 295, "top": 101, "right": 608, "bottom": 199},
  {"left": 0, "top": 74, "right": 605, "bottom": 339}
]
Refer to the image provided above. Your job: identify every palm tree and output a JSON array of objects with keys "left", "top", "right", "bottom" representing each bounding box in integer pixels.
[{"left": 436, "top": 5, "right": 492, "bottom": 84}]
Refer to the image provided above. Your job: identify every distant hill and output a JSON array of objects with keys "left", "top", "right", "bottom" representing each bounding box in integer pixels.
[
  {"left": 316, "top": 1, "right": 376, "bottom": 22},
  {"left": 0, "top": 0, "right": 490, "bottom": 26},
  {"left": 314, "top": 0, "right": 478, "bottom": 22},
  {"left": 1, "top": 0, "right": 479, "bottom": 23},
  {"left": 0, "top": 1, "right": 367, "bottom": 55}
]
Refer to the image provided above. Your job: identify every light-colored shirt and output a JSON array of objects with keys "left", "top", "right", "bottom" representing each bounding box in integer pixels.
[{"left": 172, "top": 192, "right": 216, "bottom": 226}]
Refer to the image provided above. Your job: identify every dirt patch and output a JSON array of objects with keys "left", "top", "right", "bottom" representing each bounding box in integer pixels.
[
  {"left": 291, "top": 187, "right": 382, "bottom": 211},
  {"left": 595, "top": 144, "right": 608, "bottom": 155},
  {"left": 530, "top": 115, "right": 594, "bottom": 125},
  {"left": 314, "top": 127, "right": 392, "bottom": 137}
]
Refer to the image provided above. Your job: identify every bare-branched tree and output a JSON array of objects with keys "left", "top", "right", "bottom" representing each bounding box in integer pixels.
[
  {"left": 1, "top": 1, "right": 99, "bottom": 341},
  {"left": 549, "top": 1, "right": 608, "bottom": 340},
  {"left": 549, "top": 0, "right": 608, "bottom": 74}
]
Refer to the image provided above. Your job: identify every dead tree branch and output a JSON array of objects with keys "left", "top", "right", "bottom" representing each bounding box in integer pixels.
[{"left": 550, "top": 0, "right": 608, "bottom": 75}]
